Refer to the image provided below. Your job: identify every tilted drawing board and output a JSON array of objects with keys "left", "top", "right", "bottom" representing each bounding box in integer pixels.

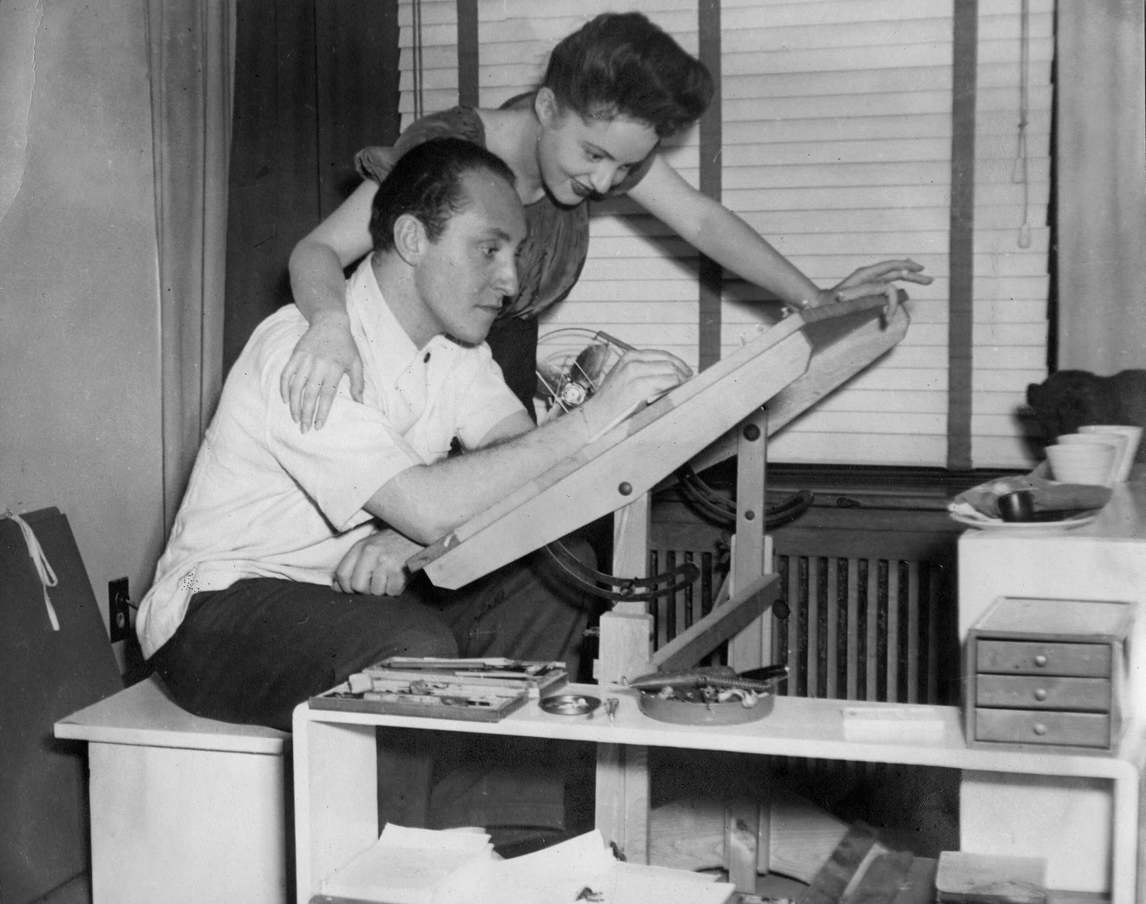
[
  {"left": 408, "top": 294, "right": 910, "bottom": 590},
  {"left": 684, "top": 290, "right": 911, "bottom": 478}
]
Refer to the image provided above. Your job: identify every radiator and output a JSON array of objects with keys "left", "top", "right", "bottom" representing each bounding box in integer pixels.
[
  {"left": 772, "top": 553, "right": 952, "bottom": 705},
  {"left": 648, "top": 506, "right": 961, "bottom": 707}
]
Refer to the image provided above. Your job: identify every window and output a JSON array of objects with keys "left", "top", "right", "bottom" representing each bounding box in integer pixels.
[{"left": 396, "top": 0, "right": 1053, "bottom": 469}]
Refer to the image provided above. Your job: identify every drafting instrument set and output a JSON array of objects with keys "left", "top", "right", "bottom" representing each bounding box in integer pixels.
[{"left": 310, "top": 657, "right": 567, "bottom": 722}]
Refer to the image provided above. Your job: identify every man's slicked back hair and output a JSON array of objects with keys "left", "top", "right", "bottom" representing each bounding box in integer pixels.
[{"left": 369, "top": 137, "right": 517, "bottom": 252}]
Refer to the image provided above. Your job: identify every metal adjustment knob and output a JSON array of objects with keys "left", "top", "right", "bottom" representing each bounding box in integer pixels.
[
  {"left": 1034, "top": 654, "right": 1048, "bottom": 667},
  {"left": 1034, "top": 688, "right": 1048, "bottom": 701}
]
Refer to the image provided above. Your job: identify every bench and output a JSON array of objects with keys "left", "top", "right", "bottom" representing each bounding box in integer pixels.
[{"left": 54, "top": 674, "right": 290, "bottom": 904}]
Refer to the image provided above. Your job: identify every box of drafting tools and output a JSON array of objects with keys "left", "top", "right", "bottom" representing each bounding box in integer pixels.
[{"left": 309, "top": 657, "right": 568, "bottom": 722}]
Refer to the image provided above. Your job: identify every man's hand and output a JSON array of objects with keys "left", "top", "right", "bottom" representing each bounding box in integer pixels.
[
  {"left": 580, "top": 348, "right": 692, "bottom": 439},
  {"left": 813, "top": 258, "right": 933, "bottom": 318},
  {"left": 334, "top": 530, "right": 425, "bottom": 596},
  {"left": 279, "top": 312, "right": 366, "bottom": 433}
]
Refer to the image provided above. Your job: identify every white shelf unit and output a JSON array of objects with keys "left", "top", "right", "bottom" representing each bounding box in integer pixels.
[
  {"left": 292, "top": 689, "right": 1144, "bottom": 904},
  {"left": 958, "top": 474, "right": 1146, "bottom": 897}
]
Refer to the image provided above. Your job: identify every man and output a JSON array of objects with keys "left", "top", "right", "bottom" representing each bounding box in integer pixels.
[{"left": 137, "top": 138, "right": 691, "bottom": 731}]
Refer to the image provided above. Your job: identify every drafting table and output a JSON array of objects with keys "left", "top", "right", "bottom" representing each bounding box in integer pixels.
[{"left": 406, "top": 293, "right": 910, "bottom": 863}]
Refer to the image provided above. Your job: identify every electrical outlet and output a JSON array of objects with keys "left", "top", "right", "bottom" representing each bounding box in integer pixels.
[{"left": 108, "top": 577, "right": 131, "bottom": 643}]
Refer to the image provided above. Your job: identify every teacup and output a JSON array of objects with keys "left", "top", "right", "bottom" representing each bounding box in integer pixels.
[
  {"left": 1057, "top": 433, "right": 1125, "bottom": 484},
  {"left": 1079, "top": 424, "right": 1143, "bottom": 481},
  {"left": 1045, "top": 442, "right": 1117, "bottom": 486}
]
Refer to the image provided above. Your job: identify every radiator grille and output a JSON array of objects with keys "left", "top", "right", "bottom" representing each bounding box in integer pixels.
[
  {"left": 648, "top": 530, "right": 959, "bottom": 706},
  {"left": 774, "top": 554, "right": 953, "bottom": 705},
  {"left": 647, "top": 547, "right": 721, "bottom": 654}
]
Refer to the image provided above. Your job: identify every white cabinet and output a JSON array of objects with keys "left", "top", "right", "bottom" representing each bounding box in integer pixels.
[{"left": 958, "top": 475, "right": 1146, "bottom": 897}]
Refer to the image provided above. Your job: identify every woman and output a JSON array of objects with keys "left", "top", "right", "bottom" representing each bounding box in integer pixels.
[{"left": 283, "top": 11, "right": 930, "bottom": 430}]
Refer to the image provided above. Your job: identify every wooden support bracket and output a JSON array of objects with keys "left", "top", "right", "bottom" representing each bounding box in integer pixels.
[{"left": 650, "top": 572, "right": 779, "bottom": 674}]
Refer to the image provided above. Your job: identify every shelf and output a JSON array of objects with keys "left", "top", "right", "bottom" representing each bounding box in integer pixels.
[{"left": 299, "top": 687, "right": 1145, "bottom": 783}]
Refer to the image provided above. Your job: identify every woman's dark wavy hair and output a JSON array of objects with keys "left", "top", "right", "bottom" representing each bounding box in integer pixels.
[
  {"left": 542, "top": 12, "right": 714, "bottom": 138},
  {"left": 369, "top": 138, "right": 517, "bottom": 251}
]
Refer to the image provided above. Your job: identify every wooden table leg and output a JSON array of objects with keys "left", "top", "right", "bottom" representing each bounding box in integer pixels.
[{"left": 594, "top": 495, "right": 654, "bottom": 862}]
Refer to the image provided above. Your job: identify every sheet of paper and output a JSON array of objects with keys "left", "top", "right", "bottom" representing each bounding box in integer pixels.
[
  {"left": 320, "top": 824, "right": 493, "bottom": 903},
  {"left": 472, "top": 831, "right": 734, "bottom": 904}
]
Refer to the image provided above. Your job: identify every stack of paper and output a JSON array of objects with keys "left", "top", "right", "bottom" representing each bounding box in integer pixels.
[
  {"left": 319, "top": 824, "right": 494, "bottom": 903},
  {"left": 480, "top": 830, "right": 735, "bottom": 904},
  {"left": 321, "top": 826, "right": 733, "bottom": 904}
]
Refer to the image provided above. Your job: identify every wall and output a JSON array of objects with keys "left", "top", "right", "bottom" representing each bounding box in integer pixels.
[{"left": 0, "top": 0, "right": 165, "bottom": 670}]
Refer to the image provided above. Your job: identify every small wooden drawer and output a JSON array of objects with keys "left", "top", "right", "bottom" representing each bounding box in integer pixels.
[
  {"left": 975, "top": 674, "right": 1111, "bottom": 711},
  {"left": 965, "top": 596, "right": 1133, "bottom": 751},
  {"left": 973, "top": 708, "right": 1111, "bottom": 748},
  {"left": 975, "top": 639, "right": 1111, "bottom": 676}
]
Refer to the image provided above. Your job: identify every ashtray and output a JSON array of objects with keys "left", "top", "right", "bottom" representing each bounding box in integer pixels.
[
  {"left": 539, "top": 694, "right": 601, "bottom": 717},
  {"left": 637, "top": 689, "right": 775, "bottom": 725}
]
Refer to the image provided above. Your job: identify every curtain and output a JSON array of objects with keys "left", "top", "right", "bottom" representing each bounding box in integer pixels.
[
  {"left": 1055, "top": 0, "right": 1146, "bottom": 373},
  {"left": 146, "top": 0, "right": 235, "bottom": 531}
]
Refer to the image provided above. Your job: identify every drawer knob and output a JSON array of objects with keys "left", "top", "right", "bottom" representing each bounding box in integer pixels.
[
  {"left": 1033, "top": 688, "right": 1048, "bottom": 701},
  {"left": 1033, "top": 723, "right": 1047, "bottom": 736},
  {"left": 1033, "top": 654, "right": 1048, "bottom": 667}
]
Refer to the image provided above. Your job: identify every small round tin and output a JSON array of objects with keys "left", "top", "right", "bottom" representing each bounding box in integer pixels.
[{"left": 539, "top": 693, "right": 602, "bottom": 717}]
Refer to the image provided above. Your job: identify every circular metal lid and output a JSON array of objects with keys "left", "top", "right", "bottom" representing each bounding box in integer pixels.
[{"left": 539, "top": 694, "right": 602, "bottom": 717}]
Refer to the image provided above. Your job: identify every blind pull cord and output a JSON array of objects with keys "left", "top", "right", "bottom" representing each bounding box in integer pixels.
[{"left": 1012, "top": 0, "right": 1033, "bottom": 249}]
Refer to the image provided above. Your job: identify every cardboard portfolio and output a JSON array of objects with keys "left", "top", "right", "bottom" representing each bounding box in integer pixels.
[{"left": 0, "top": 507, "right": 123, "bottom": 903}]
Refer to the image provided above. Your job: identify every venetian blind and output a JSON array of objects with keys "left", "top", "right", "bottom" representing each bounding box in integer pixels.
[
  {"left": 396, "top": 0, "right": 1053, "bottom": 469},
  {"left": 972, "top": 0, "right": 1053, "bottom": 467},
  {"left": 718, "top": 0, "right": 1052, "bottom": 468}
]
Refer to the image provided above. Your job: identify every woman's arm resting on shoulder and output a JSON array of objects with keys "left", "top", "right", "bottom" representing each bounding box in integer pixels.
[
  {"left": 283, "top": 179, "right": 379, "bottom": 431},
  {"left": 629, "top": 156, "right": 932, "bottom": 315}
]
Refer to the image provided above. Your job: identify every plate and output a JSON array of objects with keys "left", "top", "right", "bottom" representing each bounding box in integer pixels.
[
  {"left": 949, "top": 510, "right": 1099, "bottom": 532},
  {"left": 539, "top": 694, "right": 601, "bottom": 717}
]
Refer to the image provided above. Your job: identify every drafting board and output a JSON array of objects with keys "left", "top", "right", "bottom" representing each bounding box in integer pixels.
[{"left": 408, "top": 293, "right": 910, "bottom": 589}]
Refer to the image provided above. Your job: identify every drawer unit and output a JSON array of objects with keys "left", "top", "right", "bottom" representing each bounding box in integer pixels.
[{"left": 965, "top": 597, "right": 1133, "bottom": 751}]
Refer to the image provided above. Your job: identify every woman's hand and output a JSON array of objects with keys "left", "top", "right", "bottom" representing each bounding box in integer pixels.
[
  {"left": 279, "top": 313, "right": 365, "bottom": 432},
  {"left": 811, "top": 259, "right": 933, "bottom": 316}
]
